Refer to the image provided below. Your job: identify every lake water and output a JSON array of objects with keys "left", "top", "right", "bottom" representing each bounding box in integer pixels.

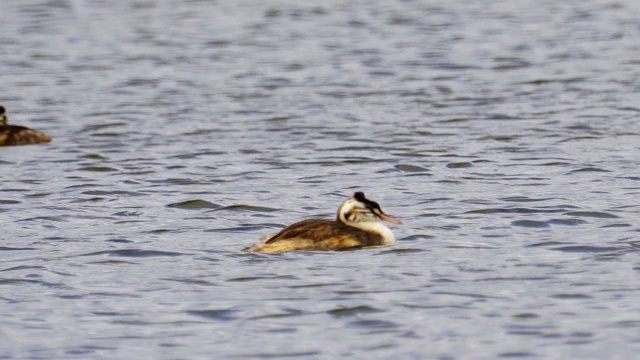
[{"left": 1, "top": 0, "right": 640, "bottom": 359}]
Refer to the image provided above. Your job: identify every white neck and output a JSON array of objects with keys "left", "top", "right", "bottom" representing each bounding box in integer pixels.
[{"left": 348, "top": 221, "right": 395, "bottom": 245}]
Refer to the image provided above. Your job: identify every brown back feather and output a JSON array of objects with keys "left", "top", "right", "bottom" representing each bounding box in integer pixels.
[
  {"left": 0, "top": 125, "right": 51, "bottom": 146},
  {"left": 265, "top": 219, "right": 383, "bottom": 247}
]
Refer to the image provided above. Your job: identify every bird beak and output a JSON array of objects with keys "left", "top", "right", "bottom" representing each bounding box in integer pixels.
[{"left": 378, "top": 213, "right": 402, "bottom": 225}]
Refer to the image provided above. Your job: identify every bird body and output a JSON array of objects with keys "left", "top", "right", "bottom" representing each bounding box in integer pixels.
[
  {"left": 0, "top": 106, "right": 51, "bottom": 146},
  {"left": 245, "top": 192, "right": 401, "bottom": 253}
]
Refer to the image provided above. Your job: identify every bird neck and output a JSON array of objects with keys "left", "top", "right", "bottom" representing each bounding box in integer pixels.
[{"left": 345, "top": 221, "right": 395, "bottom": 245}]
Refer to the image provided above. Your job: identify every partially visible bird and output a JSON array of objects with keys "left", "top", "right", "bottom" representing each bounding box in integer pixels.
[{"left": 0, "top": 106, "right": 52, "bottom": 146}]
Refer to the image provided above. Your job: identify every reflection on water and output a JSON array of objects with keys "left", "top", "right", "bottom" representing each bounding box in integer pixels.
[{"left": 2, "top": 0, "right": 640, "bottom": 358}]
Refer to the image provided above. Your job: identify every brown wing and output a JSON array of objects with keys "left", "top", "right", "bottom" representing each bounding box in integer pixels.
[
  {"left": 265, "top": 219, "right": 383, "bottom": 247},
  {"left": 0, "top": 125, "right": 51, "bottom": 146}
]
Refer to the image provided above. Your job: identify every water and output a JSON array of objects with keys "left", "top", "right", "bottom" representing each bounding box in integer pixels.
[{"left": 1, "top": 0, "right": 640, "bottom": 358}]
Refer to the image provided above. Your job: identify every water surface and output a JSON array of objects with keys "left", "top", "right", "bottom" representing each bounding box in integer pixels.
[{"left": 1, "top": 0, "right": 640, "bottom": 359}]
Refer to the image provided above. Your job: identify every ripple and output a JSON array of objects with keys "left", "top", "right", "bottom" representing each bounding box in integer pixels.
[
  {"left": 158, "top": 178, "right": 208, "bottom": 185},
  {"left": 374, "top": 248, "right": 427, "bottom": 255},
  {"left": 550, "top": 246, "right": 622, "bottom": 253},
  {"left": 467, "top": 207, "right": 566, "bottom": 215},
  {"left": 567, "top": 167, "right": 611, "bottom": 173},
  {"left": 187, "top": 309, "right": 239, "bottom": 321},
  {"left": 547, "top": 218, "right": 588, "bottom": 225},
  {"left": 520, "top": 77, "right": 586, "bottom": 85},
  {"left": 0, "top": 246, "right": 37, "bottom": 251},
  {"left": 446, "top": 161, "right": 473, "bottom": 168},
  {"left": 394, "top": 164, "right": 429, "bottom": 173},
  {"left": 206, "top": 225, "right": 272, "bottom": 233},
  {"left": 610, "top": 320, "right": 640, "bottom": 328},
  {"left": 161, "top": 278, "right": 217, "bottom": 286},
  {"left": 431, "top": 291, "right": 506, "bottom": 300},
  {"left": 0, "top": 278, "right": 42, "bottom": 285},
  {"left": 527, "top": 241, "right": 569, "bottom": 247},
  {"left": 498, "top": 351, "right": 536, "bottom": 358},
  {"left": 287, "top": 282, "right": 342, "bottom": 289},
  {"left": 476, "top": 276, "right": 549, "bottom": 282},
  {"left": 511, "top": 220, "right": 550, "bottom": 228},
  {"left": 77, "top": 166, "right": 119, "bottom": 172},
  {"left": 0, "top": 200, "right": 21, "bottom": 204},
  {"left": 348, "top": 319, "right": 399, "bottom": 329},
  {"left": 401, "top": 234, "right": 435, "bottom": 241},
  {"left": 512, "top": 313, "right": 539, "bottom": 319},
  {"left": 236, "top": 351, "right": 321, "bottom": 358},
  {"left": 166, "top": 199, "right": 222, "bottom": 209},
  {"left": 500, "top": 196, "right": 555, "bottom": 203},
  {"left": 565, "top": 211, "right": 619, "bottom": 219},
  {"left": 0, "top": 265, "right": 45, "bottom": 272},
  {"left": 600, "top": 223, "right": 632, "bottom": 228},
  {"left": 77, "top": 249, "right": 187, "bottom": 258},
  {"left": 250, "top": 308, "right": 303, "bottom": 320},
  {"left": 327, "top": 305, "right": 384, "bottom": 318},
  {"left": 492, "top": 57, "right": 532, "bottom": 70},
  {"left": 18, "top": 216, "right": 69, "bottom": 222},
  {"left": 212, "top": 205, "right": 280, "bottom": 213},
  {"left": 227, "top": 275, "right": 298, "bottom": 282},
  {"left": 82, "top": 190, "right": 145, "bottom": 197},
  {"left": 550, "top": 293, "right": 592, "bottom": 299},
  {"left": 168, "top": 151, "right": 227, "bottom": 159},
  {"left": 111, "top": 211, "right": 140, "bottom": 217},
  {"left": 87, "top": 260, "right": 138, "bottom": 265}
]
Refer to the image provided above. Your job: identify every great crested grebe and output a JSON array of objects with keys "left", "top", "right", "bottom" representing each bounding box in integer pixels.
[
  {"left": 0, "top": 106, "right": 52, "bottom": 146},
  {"left": 244, "top": 192, "right": 401, "bottom": 253}
]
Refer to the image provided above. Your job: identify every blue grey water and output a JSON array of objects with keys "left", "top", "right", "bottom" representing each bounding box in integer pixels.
[{"left": 1, "top": 0, "right": 639, "bottom": 358}]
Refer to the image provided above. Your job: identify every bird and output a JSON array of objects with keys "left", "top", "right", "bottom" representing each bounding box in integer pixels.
[
  {"left": 0, "top": 106, "right": 52, "bottom": 146},
  {"left": 244, "top": 192, "right": 401, "bottom": 253}
]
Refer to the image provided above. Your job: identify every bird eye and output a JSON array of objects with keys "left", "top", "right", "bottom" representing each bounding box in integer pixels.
[{"left": 344, "top": 211, "right": 353, "bottom": 221}]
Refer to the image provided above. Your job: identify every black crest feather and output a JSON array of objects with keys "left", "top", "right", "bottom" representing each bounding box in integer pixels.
[{"left": 353, "top": 192, "right": 382, "bottom": 211}]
